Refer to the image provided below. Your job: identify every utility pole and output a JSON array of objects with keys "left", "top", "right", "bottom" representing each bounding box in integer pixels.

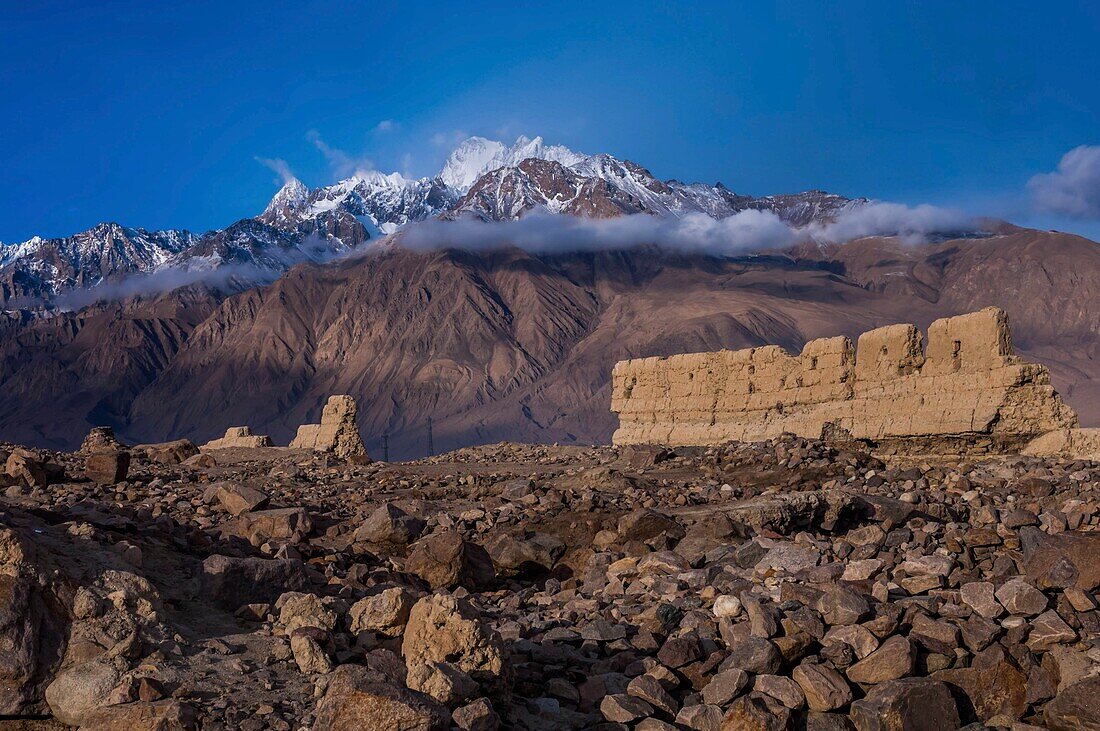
[
  {"left": 426, "top": 417, "right": 434, "bottom": 457},
  {"left": 381, "top": 432, "right": 389, "bottom": 462}
]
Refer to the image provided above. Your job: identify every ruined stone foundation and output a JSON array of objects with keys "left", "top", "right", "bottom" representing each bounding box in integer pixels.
[{"left": 611, "top": 308, "right": 1079, "bottom": 450}]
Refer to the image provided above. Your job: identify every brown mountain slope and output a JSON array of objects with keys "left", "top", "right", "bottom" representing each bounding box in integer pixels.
[{"left": 1, "top": 229, "right": 1097, "bottom": 457}]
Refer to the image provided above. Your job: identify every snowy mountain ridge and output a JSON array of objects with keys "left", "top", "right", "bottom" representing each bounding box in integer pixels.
[{"left": 1, "top": 134, "right": 864, "bottom": 306}]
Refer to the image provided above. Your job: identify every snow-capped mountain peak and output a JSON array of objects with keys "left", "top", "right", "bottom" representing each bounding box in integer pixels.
[
  {"left": 438, "top": 135, "right": 587, "bottom": 193},
  {"left": 262, "top": 177, "right": 309, "bottom": 219}
]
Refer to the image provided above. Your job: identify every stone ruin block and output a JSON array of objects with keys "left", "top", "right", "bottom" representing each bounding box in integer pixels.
[
  {"left": 289, "top": 395, "right": 370, "bottom": 461},
  {"left": 202, "top": 426, "right": 273, "bottom": 450},
  {"left": 611, "top": 307, "right": 1079, "bottom": 450}
]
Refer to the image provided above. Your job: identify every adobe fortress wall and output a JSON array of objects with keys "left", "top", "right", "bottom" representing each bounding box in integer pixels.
[{"left": 610, "top": 308, "right": 1079, "bottom": 448}]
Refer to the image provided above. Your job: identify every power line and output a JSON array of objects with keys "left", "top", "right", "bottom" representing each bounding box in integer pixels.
[
  {"left": 381, "top": 432, "right": 389, "bottom": 462},
  {"left": 426, "top": 417, "right": 434, "bottom": 457}
]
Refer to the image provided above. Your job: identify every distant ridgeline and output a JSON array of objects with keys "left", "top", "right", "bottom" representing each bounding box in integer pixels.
[{"left": 611, "top": 308, "right": 1081, "bottom": 454}]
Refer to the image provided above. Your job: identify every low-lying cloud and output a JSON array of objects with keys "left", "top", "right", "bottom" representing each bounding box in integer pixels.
[
  {"left": 1029, "top": 145, "right": 1100, "bottom": 218},
  {"left": 398, "top": 202, "right": 978, "bottom": 256},
  {"left": 400, "top": 209, "right": 798, "bottom": 255},
  {"left": 807, "top": 202, "right": 976, "bottom": 245}
]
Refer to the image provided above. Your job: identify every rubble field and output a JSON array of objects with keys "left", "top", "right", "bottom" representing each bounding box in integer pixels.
[{"left": 2, "top": 434, "right": 1099, "bottom": 730}]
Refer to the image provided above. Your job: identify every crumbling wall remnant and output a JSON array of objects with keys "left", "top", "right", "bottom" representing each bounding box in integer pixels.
[
  {"left": 289, "top": 395, "right": 370, "bottom": 460},
  {"left": 202, "top": 427, "right": 273, "bottom": 450},
  {"left": 611, "top": 308, "right": 1079, "bottom": 447}
]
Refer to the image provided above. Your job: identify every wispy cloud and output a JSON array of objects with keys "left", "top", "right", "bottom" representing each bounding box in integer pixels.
[
  {"left": 307, "top": 130, "right": 375, "bottom": 179},
  {"left": 396, "top": 202, "right": 977, "bottom": 255},
  {"left": 255, "top": 156, "right": 296, "bottom": 184},
  {"left": 806, "top": 202, "right": 976, "bottom": 244},
  {"left": 398, "top": 209, "right": 797, "bottom": 255},
  {"left": 1028, "top": 145, "right": 1100, "bottom": 219},
  {"left": 375, "top": 119, "right": 397, "bottom": 133}
]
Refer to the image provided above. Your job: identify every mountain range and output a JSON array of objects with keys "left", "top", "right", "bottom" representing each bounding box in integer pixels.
[
  {"left": 1, "top": 135, "right": 1097, "bottom": 457},
  {"left": 0, "top": 135, "right": 861, "bottom": 306}
]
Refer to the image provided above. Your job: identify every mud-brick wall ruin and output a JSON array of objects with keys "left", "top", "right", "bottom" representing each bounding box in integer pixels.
[{"left": 611, "top": 308, "right": 1079, "bottom": 448}]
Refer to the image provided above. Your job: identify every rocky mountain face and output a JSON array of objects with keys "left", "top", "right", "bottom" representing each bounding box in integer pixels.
[
  {"left": 1, "top": 227, "right": 1098, "bottom": 457},
  {"left": 0, "top": 135, "right": 863, "bottom": 306}
]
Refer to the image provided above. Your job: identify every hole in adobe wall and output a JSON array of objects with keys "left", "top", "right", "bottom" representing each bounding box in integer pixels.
[
  {"left": 748, "top": 365, "right": 756, "bottom": 375},
  {"left": 809, "top": 356, "right": 818, "bottom": 369},
  {"left": 880, "top": 345, "right": 889, "bottom": 357},
  {"left": 748, "top": 382, "right": 755, "bottom": 394}
]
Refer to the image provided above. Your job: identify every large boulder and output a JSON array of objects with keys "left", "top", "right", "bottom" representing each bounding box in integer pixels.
[
  {"left": 348, "top": 586, "right": 414, "bottom": 638},
  {"left": 849, "top": 678, "right": 960, "bottom": 731},
  {"left": 483, "top": 532, "right": 564, "bottom": 577},
  {"left": 84, "top": 450, "right": 130, "bottom": 485},
  {"left": 0, "top": 528, "right": 66, "bottom": 715},
  {"left": 237, "top": 507, "right": 312, "bottom": 546},
  {"left": 44, "top": 658, "right": 120, "bottom": 726},
  {"left": 1045, "top": 676, "right": 1100, "bottom": 731},
  {"left": 313, "top": 664, "right": 449, "bottom": 731},
  {"left": 1019, "top": 526, "right": 1100, "bottom": 591},
  {"left": 132, "top": 440, "right": 199, "bottom": 465},
  {"left": 5, "top": 449, "right": 47, "bottom": 488},
  {"left": 72, "top": 699, "right": 197, "bottom": 730},
  {"left": 213, "top": 483, "right": 269, "bottom": 516},
  {"left": 405, "top": 532, "right": 495, "bottom": 591},
  {"left": 401, "top": 594, "right": 508, "bottom": 698},
  {"left": 934, "top": 645, "right": 1028, "bottom": 721},
  {"left": 354, "top": 504, "right": 425, "bottom": 546},
  {"left": 200, "top": 555, "right": 312, "bottom": 609}
]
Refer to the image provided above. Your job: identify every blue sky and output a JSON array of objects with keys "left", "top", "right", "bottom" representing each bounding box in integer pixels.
[{"left": 3, "top": 0, "right": 1100, "bottom": 242}]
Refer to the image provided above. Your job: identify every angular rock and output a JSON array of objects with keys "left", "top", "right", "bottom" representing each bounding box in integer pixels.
[
  {"left": 720, "top": 694, "right": 789, "bottom": 730},
  {"left": 846, "top": 635, "right": 913, "bottom": 685},
  {"left": 200, "top": 555, "right": 311, "bottom": 609},
  {"left": 452, "top": 697, "right": 501, "bottom": 731},
  {"left": 1044, "top": 676, "right": 1100, "bottom": 731},
  {"left": 723, "top": 637, "right": 782, "bottom": 675},
  {"left": 76, "top": 700, "right": 197, "bottom": 731},
  {"left": 405, "top": 531, "right": 495, "bottom": 591},
  {"left": 407, "top": 661, "right": 479, "bottom": 708},
  {"left": 601, "top": 693, "right": 654, "bottom": 723},
  {"left": 995, "top": 578, "right": 1048, "bottom": 616},
  {"left": 1020, "top": 526, "right": 1100, "bottom": 591},
  {"left": 815, "top": 585, "right": 870, "bottom": 626},
  {"left": 960, "top": 581, "right": 1002, "bottom": 619},
  {"left": 290, "top": 627, "right": 334, "bottom": 674},
  {"left": 348, "top": 586, "right": 414, "bottom": 637},
  {"left": 702, "top": 668, "right": 750, "bottom": 706},
  {"left": 313, "top": 664, "right": 449, "bottom": 730},
  {"left": 238, "top": 507, "right": 312, "bottom": 545},
  {"left": 934, "top": 645, "right": 1027, "bottom": 722},
  {"left": 84, "top": 449, "right": 130, "bottom": 485},
  {"left": 793, "top": 663, "right": 853, "bottom": 712},
  {"left": 617, "top": 508, "right": 684, "bottom": 542},
  {"left": 214, "top": 483, "right": 269, "bottom": 516},
  {"left": 401, "top": 594, "right": 508, "bottom": 696},
  {"left": 355, "top": 504, "right": 425, "bottom": 545},
  {"left": 849, "top": 678, "right": 960, "bottom": 731},
  {"left": 628, "top": 673, "right": 678, "bottom": 715}
]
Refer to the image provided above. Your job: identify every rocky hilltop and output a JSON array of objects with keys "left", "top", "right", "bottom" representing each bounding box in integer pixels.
[{"left": 1, "top": 426, "right": 1099, "bottom": 729}]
